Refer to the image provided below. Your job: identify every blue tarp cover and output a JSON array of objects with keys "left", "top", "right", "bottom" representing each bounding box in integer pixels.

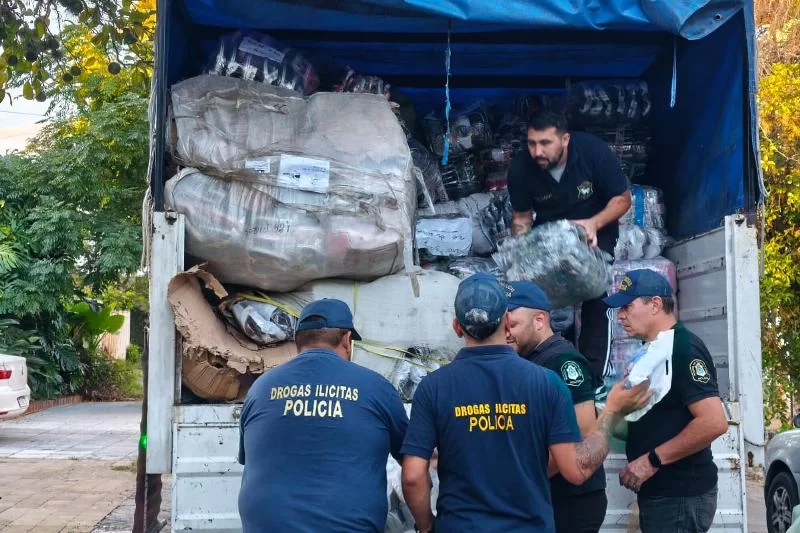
[{"left": 162, "top": 0, "right": 762, "bottom": 239}]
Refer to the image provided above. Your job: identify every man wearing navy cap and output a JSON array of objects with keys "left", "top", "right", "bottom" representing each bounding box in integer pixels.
[
  {"left": 237, "top": 298, "right": 409, "bottom": 533},
  {"left": 401, "top": 273, "right": 651, "bottom": 533},
  {"left": 506, "top": 281, "right": 606, "bottom": 533},
  {"left": 604, "top": 270, "right": 727, "bottom": 533}
]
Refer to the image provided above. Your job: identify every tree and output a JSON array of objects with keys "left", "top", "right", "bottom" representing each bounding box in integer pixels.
[
  {"left": 0, "top": 0, "right": 155, "bottom": 105},
  {"left": 758, "top": 61, "right": 800, "bottom": 427}
]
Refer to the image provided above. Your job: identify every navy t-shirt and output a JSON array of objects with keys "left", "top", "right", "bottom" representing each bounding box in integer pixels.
[
  {"left": 237, "top": 349, "right": 409, "bottom": 533},
  {"left": 401, "top": 345, "right": 582, "bottom": 532},
  {"left": 506, "top": 131, "right": 629, "bottom": 254}
]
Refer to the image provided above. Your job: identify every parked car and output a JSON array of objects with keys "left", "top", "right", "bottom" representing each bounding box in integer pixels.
[
  {"left": 0, "top": 353, "right": 31, "bottom": 420},
  {"left": 765, "top": 416, "right": 800, "bottom": 533}
]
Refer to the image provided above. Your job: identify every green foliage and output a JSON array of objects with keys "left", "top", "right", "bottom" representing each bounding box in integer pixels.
[
  {"left": 82, "top": 344, "right": 143, "bottom": 401},
  {"left": 0, "top": 1, "right": 151, "bottom": 400},
  {"left": 759, "top": 61, "right": 800, "bottom": 426},
  {"left": 126, "top": 343, "right": 141, "bottom": 365},
  {"left": 0, "top": 0, "right": 155, "bottom": 106}
]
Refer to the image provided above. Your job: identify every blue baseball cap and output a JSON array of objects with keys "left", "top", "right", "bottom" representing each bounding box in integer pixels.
[
  {"left": 603, "top": 269, "right": 673, "bottom": 308},
  {"left": 296, "top": 298, "right": 362, "bottom": 340},
  {"left": 454, "top": 273, "right": 509, "bottom": 340},
  {"left": 507, "top": 281, "right": 553, "bottom": 312}
]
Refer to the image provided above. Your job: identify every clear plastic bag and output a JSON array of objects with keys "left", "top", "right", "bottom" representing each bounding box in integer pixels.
[
  {"left": 409, "top": 138, "right": 449, "bottom": 207},
  {"left": 446, "top": 257, "right": 505, "bottom": 281},
  {"left": 205, "top": 31, "right": 320, "bottom": 95},
  {"left": 334, "top": 67, "right": 391, "bottom": 98},
  {"left": 619, "top": 185, "right": 666, "bottom": 229},
  {"left": 222, "top": 297, "right": 298, "bottom": 346},
  {"left": 568, "top": 80, "right": 652, "bottom": 125},
  {"left": 424, "top": 103, "right": 493, "bottom": 158},
  {"left": 493, "top": 220, "right": 613, "bottom": 308},
  {"left": 550, "top": 306, "right": 575, "bottom": 334}
]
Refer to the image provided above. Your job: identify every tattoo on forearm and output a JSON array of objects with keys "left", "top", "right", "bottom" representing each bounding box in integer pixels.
[{"left": 575, "top": 411, "right": 618, "bottom": 474}]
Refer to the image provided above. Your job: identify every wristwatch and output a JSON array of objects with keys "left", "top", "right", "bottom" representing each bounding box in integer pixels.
[{"left": 648, "top": 449, "right": 663, "bottom": 468}]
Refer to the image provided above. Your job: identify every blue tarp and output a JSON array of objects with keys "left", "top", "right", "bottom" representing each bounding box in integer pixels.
[
  {"left": 159, "top": 0, "right": 762, "bottom": 239},
  {"left": 181, "top": 0, "right": 744, "bottom": 39}
]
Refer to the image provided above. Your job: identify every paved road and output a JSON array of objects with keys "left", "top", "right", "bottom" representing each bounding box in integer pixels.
[
  {"left": 0, "top": 402, "right": 140, "bottom": 460},
  {"left": 0, "top": 402, "right": 145, "bottom": 533}
]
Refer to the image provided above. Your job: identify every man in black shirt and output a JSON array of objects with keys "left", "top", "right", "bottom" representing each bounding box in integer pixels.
[
  {"left": 506, "top": 110, "right": 632, "bottom": 380},
  {"left": 506, "top": 281, "right": 607, "bottom": 533},
  {"left": 603, "top": 269, "right": 728, "bottom": 533}
]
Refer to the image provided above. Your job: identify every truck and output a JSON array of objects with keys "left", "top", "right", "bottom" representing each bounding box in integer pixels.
[{"left": 144, "top": 1, "right": 766, "bottom": 531}]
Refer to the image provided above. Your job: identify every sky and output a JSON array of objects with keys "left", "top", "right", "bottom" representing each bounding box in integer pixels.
[{"left": 0, "top": 91, "right": 50, "bottom": 127}]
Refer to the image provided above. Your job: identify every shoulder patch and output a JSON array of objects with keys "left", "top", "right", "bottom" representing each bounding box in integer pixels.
[
  {"left": 689, "top": 359, "right": 711, "bottom": 383},
  {"left": 560, "top": 360, "right": 585, "bottom": 388}
]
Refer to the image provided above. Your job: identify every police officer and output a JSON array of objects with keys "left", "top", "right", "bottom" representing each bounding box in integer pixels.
[
  {"left": 506, "top": 281, "right": 606, "bottom": 533},
  {"left": 506, "top": 109, "right": 632, "bottom": 380},
  {"left": 237, "top": 298, "right": 409, "bottom": 532},
  {"left": 603, "top": 270, "right": 728, "bottom": 533},
  {"left": 400, "top": 273, "right": 651, "bottom": 533}
]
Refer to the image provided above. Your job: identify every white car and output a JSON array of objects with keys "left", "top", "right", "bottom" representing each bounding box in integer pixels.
[{"left": 0, "top": 353, "right": 31, "bottom": 420}]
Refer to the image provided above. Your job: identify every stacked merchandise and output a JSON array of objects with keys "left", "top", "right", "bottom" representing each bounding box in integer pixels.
[
  {"left": 566, "top": 80, "right": 651, "bottom": 182},
  {"left": 616, "top": 185, "right": 673, "bottom": 260},
  {"left": 166, "top": 74, "right": 416, "bottom": 292}
]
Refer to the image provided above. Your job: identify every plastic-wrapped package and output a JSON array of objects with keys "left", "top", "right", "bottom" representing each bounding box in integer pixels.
[
  {"left": 415, "top": 216, "right": 472, "bottom": 258},
  {"left": 424, "top": 103, "right": 493, "bottom": 157},
  {"left": 550, "top": 306, "right": 575, "bottom": 334},
  {"left": 409, "top": 138, "right": 449, "bottom": 207},
  {"left": 386, "top": 443, "right": 439, "bottom": 533},
  {"left": 390, "top": 345, "right": 445, "bottom": 402},
  {"left": 480, "top": 190, "right": 514, "bottom": 251},
  {"left": 615, "top": 225, "right": 672, "bottom": 260},
  {"left": 619, "top": 185, "right": 666, "bottom": 229},
  {"left": 221, "top": 297, "right": 297, "bottom": 346},
  {"left": 167, "top": 76, "right": 415, "bottom": 291},
  {"left": 334, "top": 67, "right": 390, "bottom": 98},
  {"left": 205, "top": 31, "right": 319, "bottom": 95},
  {"left": 439, "top": 152, "right": 483, "bottom": 200},
  {"left": 493, "top": 220, "right": 613, "bottom": 308},
  {"left": 568, "top": 80, "right": 652, "bottom": 125},
  {"left": 447, "top": 257, "right": 505, "bottom": 281},
  {"left": 170, "top": 75, "right": 413, "bottom": 183},
  {"left": 418, "top": 192, "right": 501, "bottom": 255},
  {"left": 166, "top": 168, "right": 412, "bottom": 292}
]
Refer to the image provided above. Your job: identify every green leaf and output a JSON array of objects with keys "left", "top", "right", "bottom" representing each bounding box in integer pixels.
[{"left": 22, "top": 82, "right": 33, "bottom": 100}]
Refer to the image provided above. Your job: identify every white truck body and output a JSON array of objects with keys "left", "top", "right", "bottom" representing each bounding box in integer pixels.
[{"left": 146, "top": 212, "right": 764, "bottom": 532}]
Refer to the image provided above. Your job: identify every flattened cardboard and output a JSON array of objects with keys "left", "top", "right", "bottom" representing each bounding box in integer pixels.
[{"left": 168, "top": 265, "right": 297, "bottom": 400}]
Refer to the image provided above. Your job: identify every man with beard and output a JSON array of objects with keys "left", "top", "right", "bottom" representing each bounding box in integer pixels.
[
  {"left": 506, "top": 110, "right": 632, "bottom": 380},
  {"left": 506, "top": 281, "right": 606, "bottom": 533}
]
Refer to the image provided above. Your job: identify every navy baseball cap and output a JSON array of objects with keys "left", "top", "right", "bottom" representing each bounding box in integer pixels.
[
  {"left": 507, "top": 281, "right": 553, "bottom": 312},
  {"left": 296, "top": 298, "right": 362, "bottom": 341},
  {"left": 603, "top": 269, "right": 673, "bottom": 308},
  {"left": 454, "top": 273, "right": 509, "bottom": 340}
]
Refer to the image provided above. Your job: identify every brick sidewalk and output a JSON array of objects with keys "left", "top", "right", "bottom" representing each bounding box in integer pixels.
[{"left": 0, "top": 459, "right": 136, "bottom": 533}]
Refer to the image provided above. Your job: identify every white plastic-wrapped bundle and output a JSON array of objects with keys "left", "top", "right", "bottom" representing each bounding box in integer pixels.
[
  {"left": 615, "top": 226, "right": 673, "bottom": 260},
  {"left": 493, "top": 220, "right": 613, "bottom": 308},
  {"left": 608, "top": 258, "right": 678, "bottom": 341},
  {"left": 418, "top": 193, "right": 496, "bottom": 255},
  {"left": 619, "top": 185, "right": 666, "bottom": 229},
  {"left": 170, "top": 74, "right": 413, "bottom": 185},
  {"left": 415, "top": 216, "right": 472, "bottom": 258},
  {"left": 167, "top": 76, "right": 415, "bottom": 291}
]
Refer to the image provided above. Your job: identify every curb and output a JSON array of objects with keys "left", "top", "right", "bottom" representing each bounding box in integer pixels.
[{"left": 21, "top": 394, "right": 84, "bottom": 417}]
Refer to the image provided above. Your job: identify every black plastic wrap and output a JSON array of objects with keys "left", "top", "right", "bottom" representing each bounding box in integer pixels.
[{"left": 205, "top": 30, "right": 320, "bottom": 95}]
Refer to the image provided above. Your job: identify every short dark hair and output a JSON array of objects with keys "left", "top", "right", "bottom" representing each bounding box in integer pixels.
[
  {"left": 294, "top": 317, "right": 349, "bottom": 350},
  {"left": 642, "top": 296, "right": 676, "bottom": 315},
  {"left": 527, "top": 110, "right": 568, "bottom": 135}
]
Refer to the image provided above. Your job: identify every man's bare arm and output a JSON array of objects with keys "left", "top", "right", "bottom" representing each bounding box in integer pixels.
[
  {"left": 548, "top": 400, "right": 596, "bottom": 479},
  {"left": 550, "top": 381, "right": 651, "bottom": 485},
  {"left": 656, "top": 397, "right": 727, "bottom": 464},
  {"left": 511, "top": 210, "right": 533, "bottom": 236},
  {"left": 402, "top": 456, "right": 435, "bottom": 532},
  {"left": 592, "top": 191, "right": 631, "bottom": 230}
]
